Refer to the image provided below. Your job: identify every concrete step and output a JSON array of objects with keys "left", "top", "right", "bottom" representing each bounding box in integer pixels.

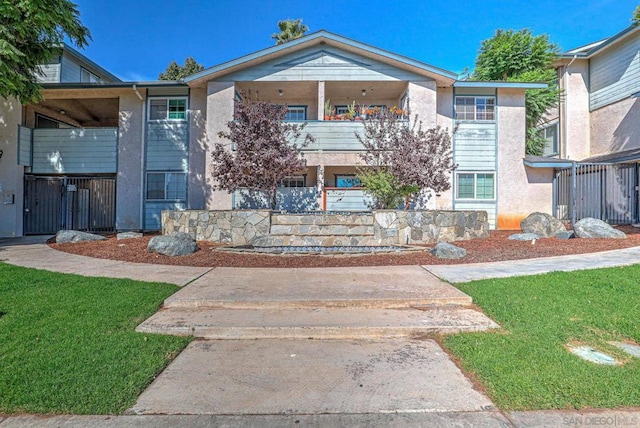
[
  {"left": 163, "top": 266, "right": 473, "bottom": 309},
  {"left": 255, "top": 235, "right": 378, "bottom": 246},
  {"left": 270, "top": 224, "right": 375, "bottom": 236},
  {"left": 136, "top": 306, "right": 499, "bottom": 339}
]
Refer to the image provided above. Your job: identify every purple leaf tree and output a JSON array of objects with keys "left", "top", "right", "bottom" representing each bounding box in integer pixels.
[
  {"left": 212, "top": 96, "right": 314, "bottom": 209},
  {"left": 356, "top": 107, "right": 456, "bottom": 209}
]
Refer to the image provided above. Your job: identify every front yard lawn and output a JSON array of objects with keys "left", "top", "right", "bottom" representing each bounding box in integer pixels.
[
  {"left": 444, "top": 265, "right": 640, "bottom": 410},
  {"left": 0, "top": 262, "right": 190, "bottom": 414}
]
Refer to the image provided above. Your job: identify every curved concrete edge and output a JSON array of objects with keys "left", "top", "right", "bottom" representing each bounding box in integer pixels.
[
  {"left": 0, "top": 238, "right": 212, "bottom": 286},
  {"left": 423, "top": 245, "right": 640, "bottom": 283}
]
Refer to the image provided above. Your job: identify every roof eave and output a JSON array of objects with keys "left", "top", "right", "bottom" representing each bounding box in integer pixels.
[{"left": 454, "top": 81, "right": 548, "bottom": 89}]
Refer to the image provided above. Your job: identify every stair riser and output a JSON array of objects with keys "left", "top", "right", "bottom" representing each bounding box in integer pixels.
[
  {"left": 163, "top": 298, "right": 473, "bottom": 310},
  {"left": 136, "top": 325, "right": 497, "bottom": 340}
]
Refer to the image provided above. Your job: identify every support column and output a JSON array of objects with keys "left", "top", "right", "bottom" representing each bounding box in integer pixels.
[
  {"left": 318, "top": 81, "right": 325, "bottom": 121},
  {"left": 317, "top": 164, "right": 325, "bottom": 210}
]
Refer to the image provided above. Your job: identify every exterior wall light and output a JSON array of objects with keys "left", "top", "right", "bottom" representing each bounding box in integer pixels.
[
  {"left": 361, "top": 89, "right": 366, "bottom": 97},
  {"left": 278, "top": 89, "right": 283, "bottom": 97}
]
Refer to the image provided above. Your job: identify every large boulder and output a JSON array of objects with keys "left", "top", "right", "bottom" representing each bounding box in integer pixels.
[
  {"left": 521, "top": 212, "right": 566, "bottom": 238},
  {"left": 430, "top": 242, "right": 466, "bottom": 259},
  {"left": 56, "top": 230, "right": 106, "bottom": 244},
  {"left": 573, "top": 218, "right": 626, "bottom": 239},
  {"left": 148, "top": 232, "right": 198, "bottom": 256}
]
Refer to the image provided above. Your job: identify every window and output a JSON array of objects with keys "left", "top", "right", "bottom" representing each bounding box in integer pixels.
[
  {"left": 146, "top": 172, "right": 187, "bottom": 200},
  {"left": 456, "top": 173, "right": 495, "bottom": 200},
  {"left": 539, "top": 123, "right": 559, "bottom": 157},
  {"left": 80, "top": 68, "right": 100, "bottom": 83},
  {"left": 148, "top": 97, "right": 187, "bottom": 121},
  {"left": 455, "top": 96, "right": 495, "bottom": 121},
  {"left": 284, "top": 106, "right": 307, "bottom": 121},
  {"left": 279, "top": 176, "right": 306, "bottom": 188},
  {"left": 335, "top": 175, "right": 361, "bottom": 188}
]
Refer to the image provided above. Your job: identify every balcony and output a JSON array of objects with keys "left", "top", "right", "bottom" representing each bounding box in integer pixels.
[{"left": 291, "top": 121, "right": 365, "bottom": 152}]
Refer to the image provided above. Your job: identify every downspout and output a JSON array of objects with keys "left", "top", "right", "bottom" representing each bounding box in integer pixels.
[{"left": 132, "top": 84, "right": 144, "bottom": 101}]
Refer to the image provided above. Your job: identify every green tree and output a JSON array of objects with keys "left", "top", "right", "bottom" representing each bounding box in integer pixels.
[
  {"left": 633, "top": 4, "right": 640, "bottom": 26},
  {"left": 271, "top": 19, "right": 309, "bottom": 45},
  {"left": 472, "top": 29, "right": 560, "bottom": 155},
  {"left": 159, "top": 57, "right": 204, "bottom": 80},
  {"left": 0, "top": 0, "right": 91, "bottom": 103}
]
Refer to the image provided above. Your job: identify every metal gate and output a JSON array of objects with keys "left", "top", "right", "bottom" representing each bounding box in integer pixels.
[
  {"left": 24, "top": 175, "right": 116, "bottom": 235},
  {"left": 554, "top": 163, "right": 637, "bottom": 225}
]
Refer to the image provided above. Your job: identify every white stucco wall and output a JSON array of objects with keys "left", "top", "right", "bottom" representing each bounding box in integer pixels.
[
  {"left": 206, "top": 81, "right": 235, "bottom": 210},
  {"left": 408, "top": 81, "right": 437, "bottom": 129},
  {"left": 188, "top": 87, "right": 208, "bottom": 209},
  {"left": 497, "top": 88, "right": 553, "bottom": 229},
  {"left": 116, "top": 93, "right": 145, "bottom": 230},
  {"left": 0, "top": 98, "right": 24, "bottom": 237},
  {"left": 589, "top": 96, "right": 640, "bottom": 156},
  {"left": 560, "top": 60, "right": 591, "bottom": 160}
]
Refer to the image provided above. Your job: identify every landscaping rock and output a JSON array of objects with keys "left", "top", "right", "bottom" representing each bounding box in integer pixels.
[
  {"left": 508, "top": 233, "right": 540, "bottom": 241},
  {"left": 573, "top": 218, "right": 626, "bottom": 239},
  {"left": 521, "top": 212, "right": 566, "bottom": 238},
  {"left": 148, "top": 232, "right": 198, "bottom": 256},
  {"left": 56, "top": 230, "right": 106, "bottom": 244},
  {"left": 555, "top": 231, "right": 575, "bottom": 240},
  {"left": 117, "top": 232, "right": 143, "bottom": 240},
  {"left": 429, "top": 242, "right": 466, "bottom": 259}
]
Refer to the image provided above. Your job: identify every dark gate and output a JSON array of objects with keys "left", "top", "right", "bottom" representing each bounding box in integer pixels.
[
  {"left": 554, "top": 163, "right": 638, "bottom": 225},
  {"left": 24, "top": 175, "right": 116, "bottom": 235}
]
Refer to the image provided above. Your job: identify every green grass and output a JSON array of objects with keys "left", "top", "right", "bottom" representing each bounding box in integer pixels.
[
  {"left": 0, "top": 262, "right": 190, "bottom": 414},
  {"left": 443, "top": 265, "right": 640, "bottom": 410}
]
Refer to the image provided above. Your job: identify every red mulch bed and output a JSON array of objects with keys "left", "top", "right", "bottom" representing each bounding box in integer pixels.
[{"left": 48, "top": 225, "right": 640, "bottom": 268}]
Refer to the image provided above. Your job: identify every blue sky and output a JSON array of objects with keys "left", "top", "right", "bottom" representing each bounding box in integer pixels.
[{"left": 73, "top": 0, "right": 639, "bottom": 81}]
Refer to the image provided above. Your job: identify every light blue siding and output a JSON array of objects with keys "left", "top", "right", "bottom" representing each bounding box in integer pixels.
[
  {"left": 145, "top": 202, "right": 186, "bottom": 230},
  {"left": 454, "top": 201, "right": 496, "bottom": 229},
  {"left": 36, "top": 64, "right": 61, "bottom": 83},
  {"left": 221, "top": 46, "right": 428, "bottom": 82},
  {"left": 234, "top": 188, "right": 319, "bottom": 211},
  {"left": 453, "top": 123, "right": 497, "bottom": 171},
  {"left": 590, "top": 32, "right": 640, "bottom": 110},
  {"left": 31, "top": 128, "right": 118, "bottom": 174},
  {"left": 146, "top": 122, "right": 189, "bottom": 171},
  {"left": 296, "top": 121, "right": 365, "bottom": 151},
  {"left": 326, "top": 189, "right": 372, "bottom": 211},
  {"left": 18, "top": 126, "right": 32, "bottom": 166},
  {"left": 60, "top": 56, "right": 83, "bottom": 82}
]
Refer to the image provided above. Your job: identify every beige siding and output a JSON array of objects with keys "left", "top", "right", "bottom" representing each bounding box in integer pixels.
[{"left": 31, "top": 128, "right": 118, "bottom": 174}]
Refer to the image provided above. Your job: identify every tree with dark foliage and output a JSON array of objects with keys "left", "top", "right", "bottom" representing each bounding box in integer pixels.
[
  {"left": 212, "top": 96, "right": 314, "bottom": 209},
  {"left": 159, "top": 57, "right": 204, "bottom": 80},
  {"left": 356, "top": 109, "right": 456, "bottom": 209}
]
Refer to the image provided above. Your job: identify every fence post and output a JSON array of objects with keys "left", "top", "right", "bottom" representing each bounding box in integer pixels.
[{"left": 571, "top": 161, "right": 577, "bottom": 226}]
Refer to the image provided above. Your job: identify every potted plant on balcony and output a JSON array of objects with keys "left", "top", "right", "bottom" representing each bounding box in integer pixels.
[
  {"left": 324, "top": 99, "right": 333, "bottom": 120},
  {"left": 345, "top": 101, "right": 357, "bottom": 121}
]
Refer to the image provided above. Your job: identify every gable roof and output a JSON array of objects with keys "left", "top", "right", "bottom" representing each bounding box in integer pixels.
[
  {"left": 184, "top": 30, "right": 458, "bottom": 87},
  {"left": 62, "top": 43, "right": 122, "bottom": 83},
  {"left": 561, "top": 25, "right": 640, "bottom": 59}
]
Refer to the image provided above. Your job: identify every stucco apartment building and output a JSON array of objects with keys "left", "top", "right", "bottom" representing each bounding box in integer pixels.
[{"left": 1, "top": 30, "right": 578, "bottom": 238}]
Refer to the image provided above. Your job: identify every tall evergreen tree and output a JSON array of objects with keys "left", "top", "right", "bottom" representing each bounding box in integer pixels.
[
  {"left": 472, "top": 29, "right": 560, "bottom": 155},
  {"left": 271, "top": 19, "right": 309, "bottom": 45},
  {"left": 159, "top": 57, "right": 204, "bottom": 80},
  {"left": 0, "top": 0, "right": 91, "bottom": 103}
]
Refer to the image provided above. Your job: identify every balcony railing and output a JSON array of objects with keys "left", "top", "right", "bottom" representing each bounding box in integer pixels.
[{"left": 289, "top": 121, "right": 365, "bottom": 152}]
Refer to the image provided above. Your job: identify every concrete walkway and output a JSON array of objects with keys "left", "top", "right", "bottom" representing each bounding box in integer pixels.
[{"left": 2, "top": 237, "right": 640, "bottom": 426}]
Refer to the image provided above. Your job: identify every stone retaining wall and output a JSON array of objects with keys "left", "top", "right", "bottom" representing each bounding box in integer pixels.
[{"left": 162, "top": 210, "right": 489, "bottom": 245}]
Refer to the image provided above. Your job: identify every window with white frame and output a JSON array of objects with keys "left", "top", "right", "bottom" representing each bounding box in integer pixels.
[
  {"left": 539, "top": 123, "right": 559, "bottom": 157},
  {"left": 146, "top": 172, "right": 187, "bottom": 200},
  {"left": 148, "top": 97, "right": 187, "bottom": 121},
  {"left": 279, "top": 175, "right": 306, "bottom": 188},
  {"left": 285, "top": 106, "right": 306, "bottom": 121},
  {"left": 456, "top": 172, "right": 495, "bottom": 199},
  {"left": 455, "top": 96, "right": 496, "bottom": 121},
  {"left": 80, "top": 68, "right": 100, "bottom": 83}
]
